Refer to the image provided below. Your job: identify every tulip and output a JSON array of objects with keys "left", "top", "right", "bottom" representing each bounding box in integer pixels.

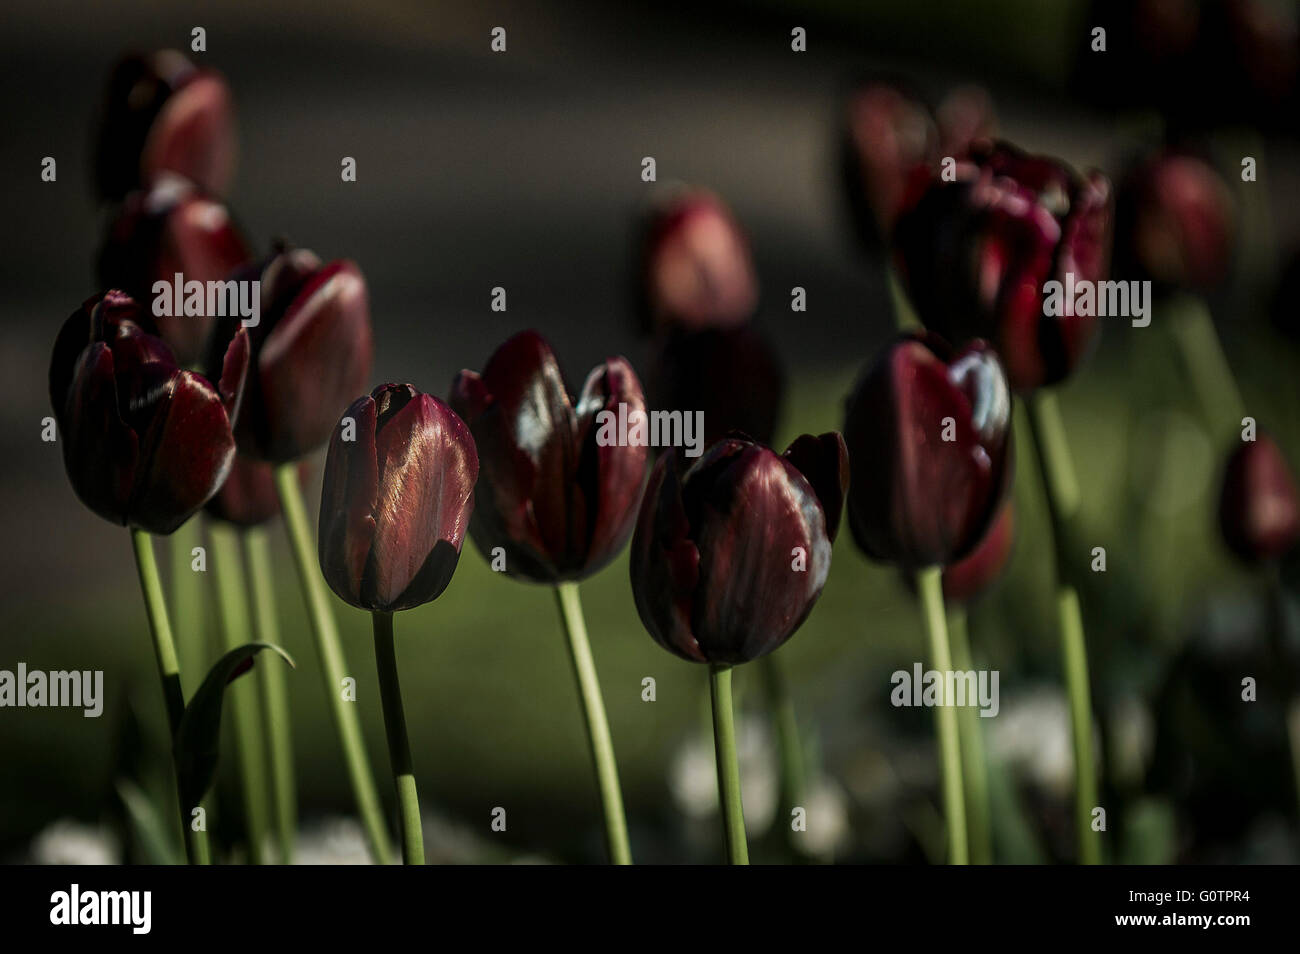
[
  {"left": 49, "top": 289, "right": 248, "bottom": 535},
  {"left": 98, "top": 175, "right": 254, "bottom": 365},
  {"left": 206, "top": 244, "right": 374, "bottom": 464},
  {"left": 206, "top": 455, "right": 301, "bottom": 527},
  {"left": 450, "top": 330, "right": 647, "bottom": 583},
  {"left": 943, "top": 501, "right": 1016, "bottom": 604},
  {"left": 451, "top": 330, "right": 642, "bottom": 863},
  {"left": 94, "top": 50, "right": 236, "bottom": 201},
  {"left": 1219, "top": 434, "right": 1300, "bottom": 565},
  {"left": 319, "top": 384, "right": 478, "bottom": 613},
  {"left": 315, "top": 385, "right": 477, "bottom": 865},
  {"left": 894, "top": 140, "right": 1112, "bottom": 393},
  {"left": 637, "top": 188, "right": 758, "bottom": 333},
  {"left": 843, "top": 334, "right": 1012, "bottom": 569},
  {"left": 630, "top": 432, "right": 847, "bottom": 863},
  {"left": 1114, "top": 150, "right": 1236, "bottom": 293}
]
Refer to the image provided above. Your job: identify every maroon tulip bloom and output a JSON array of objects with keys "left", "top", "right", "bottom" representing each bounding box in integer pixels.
[
  {"left": 207, "top": 245, "right": 374, "bottom": 464},
  {"left": 630, "top": 433, "right": 847, "bottom": 664},
  {"left": 844, "top": 334, "right": 1013, "bottom": 568},
  {"left": 49, "top": 290, "right": 249, "bottom": 535},
  {"left": 319, "top": 384, "right": 478, "bottom": 612},
  {"left": 942, "top": 501, "right": 1015, "bottom": 603},
  {"left": 894, "top": 140, "right": 1112, "bottom": 392},
  {"left": 205, "top": 455, "right": 308, "bottom": 526},
  {"left": 1114, "top": 150, "right": 1236, "bottom": 293},
  {"left": 94, "top": 50, "right": 236, "bottom": 201},
  {"left": 98, "top": 175, "right": 253, "bottom": 365},
  {"left": 450, "top": 331, "right": 648, "bottom": 583},
  {"left": 1219, "top": 434, "right": 1300, "bottom": 565},
  {"left": 639, "top": 188, "right": 758, "bottom": 334}
]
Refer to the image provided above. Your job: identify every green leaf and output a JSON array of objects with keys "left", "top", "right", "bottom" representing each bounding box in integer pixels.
[
  {"left": 116, "top": 777, "right": 183, "bottom": 865},
  {"left": 175, "top": 642, "right": 294, "bottom": 808}
]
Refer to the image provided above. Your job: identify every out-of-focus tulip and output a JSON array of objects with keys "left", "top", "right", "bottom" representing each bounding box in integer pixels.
[
  {"left": 94, "top": 50, "right": 236, "bottom": 201},
  {"left": 49, "top": 290, "right": 249, "bottom": 535},
  {"left": 638, "top": 188, "right": 758, "bottom": 333},
  {"left": 1114, "top": 150, "right": 1236, "bottom": 293},
  {"left": 894, "top": 140, "right": 1112, "bottom": 393},
  {"left": 1218, "top": 434, "right": 1300, "bottom": 564},
  {"left": 206, "top": 244, "right": 374, "bottom": 464},
  {"left": 98, "top": 175, "right": 253, "bottom": 365},
  {"left": 844, "top": 334, "right": 1012, "bottom": 568},
  {"left": 942, "top": 501, "right": 1015, "bottom": 602},
  {"left": 318, "top": 384, "right": 478, "bottom": 612},
  {"left": 206, "top": 455, "right": 309, "bottom": 526},
  {"left": 646, "top": 324, "right": 784, "bottom": 448},
  {"left": 630, "top": 432, "right": 847, "bottom": 664},
  {"left": 450, "top": 331, "right": 648, "bottom": 582}
]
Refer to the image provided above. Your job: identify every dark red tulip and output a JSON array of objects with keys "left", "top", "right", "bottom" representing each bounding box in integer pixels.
[
  {"left": 630, "top": 433, "right": 847, "bottom": 664},
  {"left": 1218, "top": 434, "right": 1300, "bottom": 565},
  {"left": 450, "top": 331, "right": 648, "bottom": 583},
  {"left": 646, "top": 324, "right": 784, "bottom": 447},
  {"left": 638, "top": 188, "right": 758, "bottom": 334},
  {"left": 94, "top": 50, "right": 236, "bottom": 201},
  {"left": 319, "top": 384, "right": 478, "bottom": 612},
  {"left": 49, "top": 290, "right": 249, "bottom": 535},
  {"left": 1114, "top": 149, "right": 1236, "bottom": 293},
  {"left": 942, "top": 501, "right": 1015, "bottom": 603},
  {"left": 894, "top": 140, "right": 1112, "bottom": 392},
  {"left": 844, "top": 334, "right": 1013, "bottom": 568},
  {"left": 206, "top": 244, "right": 374, "bottom": 464},
  {"left": 206, "top": 455, "right": 307, "bottom": 526},
  {"left": 98, "top": 175, "right": 254, "bottom": 365}
]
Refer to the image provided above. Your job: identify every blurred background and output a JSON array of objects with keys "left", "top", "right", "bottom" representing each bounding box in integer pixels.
[{"left": 3, "top": 0, "right": 1300, "bottom": 864}]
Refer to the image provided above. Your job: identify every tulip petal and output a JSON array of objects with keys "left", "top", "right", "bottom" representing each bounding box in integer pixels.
[
  {"left": 318, "top": 395, "right": 379, "bottom": 607},
  {"left": 782, "top": 431, "right": 849, "bottom": 542},
  {"left": 630, "top": 454, "right": 705, "bottom": 661},
  {"left": 60, "top": 343, "right": 139, "bottom": 526}
]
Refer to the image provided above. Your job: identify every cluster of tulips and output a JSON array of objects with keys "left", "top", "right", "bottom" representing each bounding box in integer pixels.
[{"left": 48, "top": 48, "right": 1300, "bottom": 865}]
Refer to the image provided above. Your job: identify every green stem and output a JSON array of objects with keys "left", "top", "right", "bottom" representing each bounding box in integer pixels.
[
  {"left": 169, "top": 517, "right": 205, "bottom": 683},
  {"left": 129, "top": 528, "right": 211, "bottom": 865},
  {"left": 208, "top": 523, "right": 270, "bottom": 864},
  {"left": 1165, "top": 294, "right": 1246, "bottom": 446},
  {"left": 274, "top": 464, "right": 392, "bottom": 865},
  {"left": 553, "top": 582, "right": 632, "bottom": 864},
  {"left": 887, "top": 267, "right": 922, "bottom": 332},
  {"left": 243, "top": 527, "right": 296, "bottom": 864},
  {"left": 759, "top": 654, "right": 806, "bottom": 835},
  {"left": 709, "top": 663, "right": 749, "bottom": 864},
  {"left": 947, "top": 606, "right": 991, "bottom": 864},
  {"left": 372, "top": 612, "right": 424, "bottom": 865},
  {"left": 1026, "top": 391, "right": 1101, "bottom": 865},
  {"left": 916, "top": 566, "right": 968, "bottom": 865}
]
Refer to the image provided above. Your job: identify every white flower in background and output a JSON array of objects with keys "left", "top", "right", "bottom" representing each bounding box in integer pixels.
[
  {"left": 31, "top": 820, "right": 119, "bottom": 865},
  {"left": 295, "top": 817, "right": 378, "bottom": 865},
  {"left": 792, "top": 775, "right": 852, "bottom": 859},
  {"left": 669, "top": 714, "right": 777, "bottom": 835},
  {"left": 987, "top": 687, "right": 1074, "bottom": 795}
]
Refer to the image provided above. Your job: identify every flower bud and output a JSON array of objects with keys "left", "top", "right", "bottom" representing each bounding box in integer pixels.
[
  {"left": 206, "top": 244, "right": 374, "bottom": 463},
  {"left": 630, "top": 433, "right": 847, "bottom": 664},
  {"left": 942, "top": 501, "right": 1015, "bottom": 603},
  {"left": 97, "top": 175, "right": 253, "bottom": 365},
  {"left": 1218, "top": 434, "right": 1300, "bottom": 565},
  {"left": 450, "top": 330, "right": 648, "bottom": 582},
  {"left": 844, "top": 334, "right": 1013, "bottom": 568},
  {"left": 894, "top": 140, "right": 1112, "bottom": 392},
  {"left": 319, "top": 385, "right": 478, "bottom": 611},
  {"left": 94, "top": 50, "right": 236, "bottom": 201},
  {"left": 49, "top": 290, "right": 249, "bottom": 534}
]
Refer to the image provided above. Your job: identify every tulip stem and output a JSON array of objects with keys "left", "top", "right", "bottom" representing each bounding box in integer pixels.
[
  {"left": 708, "top": 663, "right": 749, "bottom": 864},
  {"left": 274, "top": 464, "right": 392, "bottom": 865},
  {"left": 169, "top": 517, "right": 205, "bottom": 684},
  {"left": 553, "top": 582, "right": 632, "bottom": 864},
  {"left": 947, "top": 607, "right": 992, "bottom": 864},
  {"left": 916, "top": 567, "right": 968, "bottom": 865},
  {"left": 209, "top": 523, "right": 271, "bottom": 864},
  {"left": 760, "top": 654, "right": 806, "bottom": 837},
  {"left": 129, "top": 528, "right": 211, "bottom": 866},
  {"left": 243, "top": 527, "right": 296, "bottom": 864},
  {"left": 1026, "top": 391, "right": 1101, "bottom": 866},
  {"left": 1166, "top": 294, "right": 1246, "bottom": 446},
  {"left": 371, "top": 611, "right": 424, "bottom": 865}
]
